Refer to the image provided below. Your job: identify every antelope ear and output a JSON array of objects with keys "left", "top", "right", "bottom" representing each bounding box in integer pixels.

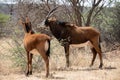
[
  {"left": 19, "top": 18, "right": 25, "bottom": 27},
  {"left": 48, "top": 17, "right": 56, "bottom": 21},
  {"left": 26, "top": 16, "right": 30, "bottom": 23}
]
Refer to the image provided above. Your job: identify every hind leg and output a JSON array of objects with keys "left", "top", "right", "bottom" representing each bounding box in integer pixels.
[
  {"left": 90, "top": 48, "right": 97, "bottom": 67},
  {"left": 94, "top": 45, "right": 103, "bottom": 68},
  {"left": 91, "top": 38, "right": 103, "bottom": 68},
  {"left": 42, "top": 55, "right": 49, "bottom": 77},
  {"left": 39, "top": 50, "right": 49, "bottom": 77},
  {"left": 44, "top": 57, "right": 49, "bottom": 77}
]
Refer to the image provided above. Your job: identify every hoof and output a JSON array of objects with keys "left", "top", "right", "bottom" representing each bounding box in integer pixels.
[
  {"left": 66, "top": 63, "right": 69, "bottom": 67},
  {"left": 46, "top": 73, "right": 49, "bottom": 78},
  {"left": 29, "top": 71, "right": 32, "bottom": 75},
  {"left": 25, "top": 72, "right": 29, "bottom": 76},
  {"left": 99, "top": 63, "right": 103, "bottom": 69},
  {"left": 67, "top": 65, "right": 69, "bottom": 67},
  {"left": 89, "top": 64, "right": 93, "bottom": 67},
  {"left": 25, "top": 71, "right": 32, "bottom": 76}
]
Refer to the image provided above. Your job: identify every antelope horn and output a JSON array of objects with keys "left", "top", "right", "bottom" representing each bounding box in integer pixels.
[
  {"left": 46, "top": 6, "right": 59, "bottom": 19},
  {"left": 39, "top": 6, "right": 59, "bottom": 28}
]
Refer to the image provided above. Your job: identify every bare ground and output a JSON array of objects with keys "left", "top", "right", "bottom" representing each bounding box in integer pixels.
[{"left": 0, "top": 38, "right": 120, "bottom": 80}]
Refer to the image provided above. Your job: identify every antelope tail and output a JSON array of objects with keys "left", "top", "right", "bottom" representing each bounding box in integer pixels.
[{"left": 99, "top": 36, "right": 102, "bottom": 50}]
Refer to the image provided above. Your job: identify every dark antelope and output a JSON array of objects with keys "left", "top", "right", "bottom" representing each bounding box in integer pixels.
[
  {"left": 20, "top": 17, "right": 51, "bottom": 77},
  {"left": 43, "top": 7, "right": 103, "bottom": 68}
]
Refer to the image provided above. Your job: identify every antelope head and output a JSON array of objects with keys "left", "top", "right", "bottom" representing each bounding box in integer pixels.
[
  {"left": 20, "top": 17, "right": 34, "bottom": 34},
  {"left": 45, "top": 7, "right": 58, "bottom": 26}
]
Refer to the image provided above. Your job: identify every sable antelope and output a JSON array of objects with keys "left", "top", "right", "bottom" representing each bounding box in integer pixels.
[
  {"left": 43, "top": 7, "right": 103, "bottom": 68},
  {"left": 20, "top": 17, "right": 51, "bottom": 77}
]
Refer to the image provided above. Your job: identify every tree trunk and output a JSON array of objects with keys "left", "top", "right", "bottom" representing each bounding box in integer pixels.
[{"left": 71, "top": 0, "right": 82, "bottom": 26}]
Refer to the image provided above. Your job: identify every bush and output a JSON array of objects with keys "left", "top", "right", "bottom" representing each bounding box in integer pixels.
[
  {"left": 111, "top": 2, "right": 120, "bottom": 42},
  {"left": 0, "top": 13, "right": 10, "bottom": 37},
  {"left": 0, "top": 13, "right": 10, "bottom": 23}
]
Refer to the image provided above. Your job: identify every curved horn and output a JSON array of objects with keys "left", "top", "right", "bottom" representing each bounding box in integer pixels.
[
  {"left": 46, "top": 6, "right": 59, "bottom": 19},
  {"left": 38, "top": 7, "right": 59, "bottom": 28}
]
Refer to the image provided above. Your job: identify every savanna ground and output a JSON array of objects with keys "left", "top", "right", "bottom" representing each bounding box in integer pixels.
[{"left": 0, "top": 38, "right": 120, "bottom": 80}]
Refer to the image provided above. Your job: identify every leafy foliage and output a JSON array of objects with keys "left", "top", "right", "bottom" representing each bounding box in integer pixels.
[
  {"left": 0, "top": 13, "right": 10, "bottom": 23},
  {"left": 0, "top": 13, "right": 10, "bottom": 37},
  {"left": 111, "top": 2, "right": 120, "bottom": 42}
]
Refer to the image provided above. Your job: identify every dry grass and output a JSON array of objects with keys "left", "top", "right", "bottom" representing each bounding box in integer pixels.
[{"left": 0, "top": 38, "right": 120, "bottom": 80}]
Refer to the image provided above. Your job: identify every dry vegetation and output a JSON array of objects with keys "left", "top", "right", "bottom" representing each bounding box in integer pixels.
[
  {"left": 0, "top": 0, "right": 120, "bottom": 80},
  {"left": 0, "top": 38, "right": 120, "bottom": 80}
]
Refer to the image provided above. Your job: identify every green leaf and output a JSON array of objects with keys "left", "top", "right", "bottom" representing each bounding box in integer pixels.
[{"left": 0, "top": 13, "right": 10, "bottom": 23}]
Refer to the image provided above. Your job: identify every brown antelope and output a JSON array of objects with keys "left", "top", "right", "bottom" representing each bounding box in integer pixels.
[
  {"left": 20, "top": 17, "right": 51, "bottom": 77},
  {"left": 43, "top": 7, "right": 103, "bottom": 68}
]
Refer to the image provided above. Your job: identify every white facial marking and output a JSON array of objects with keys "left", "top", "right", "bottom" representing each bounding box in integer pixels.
[{"left": 37, "top": 20, "right": 45, "bottom": 28}]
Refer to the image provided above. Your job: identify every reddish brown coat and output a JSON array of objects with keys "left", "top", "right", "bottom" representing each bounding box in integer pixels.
[
  {"left": 44, "top": 17, "right": 103, "bottom": 68},
  {"left": 20, "top": 17, "right": 51, "bottom": 77}
]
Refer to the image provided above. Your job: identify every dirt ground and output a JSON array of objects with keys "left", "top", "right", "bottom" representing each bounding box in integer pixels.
[{"left": 0, "top": 38, "right": 120, "bottom": 80}]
